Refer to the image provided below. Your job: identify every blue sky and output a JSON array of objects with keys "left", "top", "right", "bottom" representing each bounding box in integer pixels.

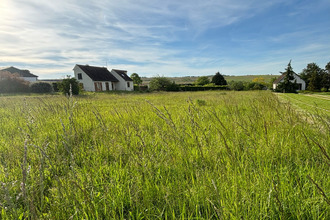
[{"left": 1, "top": 0, "right": 330, "bottom": 79}]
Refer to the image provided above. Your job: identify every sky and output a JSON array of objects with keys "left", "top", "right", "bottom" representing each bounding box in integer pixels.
[{"left": 0, "top": 0, "right": 330, "bottom": 79}]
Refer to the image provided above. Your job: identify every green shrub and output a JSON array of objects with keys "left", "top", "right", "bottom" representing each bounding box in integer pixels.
[
  {"left": 166, "top": 82, "right": 180, "bottom": 91},
  {"left": 194, "top": 76, "right": 210, "bottom": 86},
  {"left": 149, "top": 77, "right": 172, "bottom": 91},
  {"left": 0, "top": 71, "right": 30, "bottom": 93},
  {"left": 229, "top": 81, "right": 244, "bottom": 91},
  {"left": 180, "top": 85, "right": 228, "bottom": 91},
  {"left": 58, "top": 77, "right": 80, "bottom": 95},
  {"left": 52, "top": 82, "right": 59, "bottom": 92},
  {"left": 30, "top": 82, "right": 53, "bottom": 93}
]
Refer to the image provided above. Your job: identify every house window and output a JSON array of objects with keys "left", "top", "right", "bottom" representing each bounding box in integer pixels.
[
  {"left": 127, "top": 82, "right": 130, "bottom": 88},
  {"left": 77, "top": 73, "right": 82, "bottom": 80}
]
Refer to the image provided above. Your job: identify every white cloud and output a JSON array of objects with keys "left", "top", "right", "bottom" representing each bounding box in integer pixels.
[{"left": 0, "top": 0, "right": 329, "bottom": 78}]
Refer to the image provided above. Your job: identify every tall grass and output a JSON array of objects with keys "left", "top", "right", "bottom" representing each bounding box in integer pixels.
[{"left": 0, "top": 91, "right": 329, "bottom": 219}]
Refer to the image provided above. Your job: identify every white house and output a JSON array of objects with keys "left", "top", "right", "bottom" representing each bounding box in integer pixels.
[
  {"left": 73, "top": 64, "right": 133, "bottom": 91},
  {"left": 110, "top": 69, "right": 134, "bottom": 91},
  {"left": 273, "top": 73, "right": 306, "bottom": 91},
  {"left": 1, "top": 66, "right": 38, "bottom": 82}
]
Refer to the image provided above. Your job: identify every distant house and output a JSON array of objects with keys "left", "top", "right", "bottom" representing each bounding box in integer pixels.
[
  {"left": 1, "top": 66, "right": 38, "bottom": 82},
  {"left": 273, "top": 73, "right": 306, "bottom": 91},
  {"left": 73, "top": 64, "right": 133, "bottom": 91}
]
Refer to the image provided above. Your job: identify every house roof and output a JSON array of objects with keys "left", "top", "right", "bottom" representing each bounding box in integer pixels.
[
  {"left": 111, "top": 69, "right": 133, "bottom": 81},
  {"left": 273, "top": 74, "right": 286, "bottom": 84},
  {"left": 1, "top": 66, "right": 38, "bottom": 77},
  {"left": 273, "top": 73, "right": 304, "bottom": 84},
  {"left": 77, "top": 65, "right": 119, "bottom": 82}
]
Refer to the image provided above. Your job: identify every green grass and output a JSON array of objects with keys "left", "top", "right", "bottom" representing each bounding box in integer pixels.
[
  {"left": 277, "top": 93, "right": 330, "bottom": 116},
  {"left": 0, "top": 91, "right": 329, "bottom": 219}
]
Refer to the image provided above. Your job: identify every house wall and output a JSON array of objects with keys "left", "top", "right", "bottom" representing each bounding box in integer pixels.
[
  {"left": 73, "top": 65, "right": 116, "bottom": 91},
  {"left": 22, "top": 77, "right": 38, "bottom": 82},
  {"left": 110, "top": 70, "right": 134, "bottom": 91},
  {"left": 273, "top": 74, "right": 306, "bottom": 90},
  {"left": 73, "top": 65, "right": 96, "bottom": 91},
  {"left": 94, "top": 81, "right": 114, "bottom": 91}
]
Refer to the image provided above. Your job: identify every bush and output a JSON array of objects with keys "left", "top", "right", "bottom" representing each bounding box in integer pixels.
[
  {"left": 229, "top": 81, "right": 244, "bottom": 91},
  {"left": 180, "top": 86, "right": 228, "bottom": 91},
  {"left": 58, "top": 77, "right": 80, "bottom": 95},
  {"left": 166, "top": 82, "right": 180, "bottom": 91},
  {"left": 194, "top": 76, "right": 210, "bottom": 86},
  {"left": 245, "top": 82, "right": 267, "bottom": 90},
  {"left": 30, "top": 82, "right": 53, "bottom": 93},
  {"left": 0, "top": 71, "right": 30, "bottom": 93},
  {"left": 52, "top": 83, "right": 59, "bottom": 92},
  {"left": 149, "top": 77, "right": 172, "bottom": 91}
]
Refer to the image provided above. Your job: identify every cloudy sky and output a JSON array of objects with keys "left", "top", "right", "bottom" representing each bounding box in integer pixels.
[{"left": 1, "top": 0, "right": 330, "bottom": 78}]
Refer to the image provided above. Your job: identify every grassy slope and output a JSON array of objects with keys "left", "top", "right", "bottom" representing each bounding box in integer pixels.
[{"left": 0, "top": 91, "right": 329, "bottom": 219}]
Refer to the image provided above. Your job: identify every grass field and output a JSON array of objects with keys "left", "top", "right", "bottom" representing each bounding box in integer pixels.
[
  {"left": 0, "top": 91, "right": 329, "bottom": 219},
  {"left": 277, "top": 93, "right": 330, "bottom": 116}
]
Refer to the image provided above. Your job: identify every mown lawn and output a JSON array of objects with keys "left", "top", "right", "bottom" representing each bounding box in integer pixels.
[
  {"left": 0, "top": 91, "right": 329, "bottom": 219},
  {"left": 277, "top": 93, "right": 330, "bottom": 116}
]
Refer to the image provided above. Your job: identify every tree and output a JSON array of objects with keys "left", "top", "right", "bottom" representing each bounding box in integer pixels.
[
  {"left": 195, "top": 76, "right": 210, "bottom": 86},
  {"left": 276, "top": 61, "right": 298, "bottom": 93},
  {"left": 321, "top": 62, "right": 330, "bottom": 91},
  {"left": 300, "top": 63, "right": 323, "bottom": 91},
  {"left": 149, "top": 76, "right": 172, "bottom": 91},
  {"left": 211, "top": 72, "right": 227, "bottom": 85},
  {"left": 58, "top": 76, "right": 80, "bottom": 95},
  {"left": 252, "top": 77, "right": 265, "bottom": 84},
  {"left": 0, "top": 71, "right": 30, "bottom": 93},
  {"left": 130, "top": 73, "right": 142, "bottom": 86}
]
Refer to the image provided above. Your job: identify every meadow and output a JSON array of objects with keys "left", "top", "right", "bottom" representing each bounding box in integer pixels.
[{"left": 0, "top": 91, "right": 329, "bottom": 219}]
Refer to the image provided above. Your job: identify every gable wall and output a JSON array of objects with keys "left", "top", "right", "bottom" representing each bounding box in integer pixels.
[
  {"left": 273, "top": 74, "right": 306, "bottom": 90},
  {"left": 73, "top": 65, "right": 96, "bottom": 91},
  {"left": 111, "top": 70, "right": 133, "bottom": 91}
]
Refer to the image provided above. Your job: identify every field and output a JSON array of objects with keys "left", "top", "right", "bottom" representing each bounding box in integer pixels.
[
  {"left": 0, "top": 91, "right": 329, "bottom": 219},
  {"left": 277, "top": 93, "right": 330, "bottom": 116}
]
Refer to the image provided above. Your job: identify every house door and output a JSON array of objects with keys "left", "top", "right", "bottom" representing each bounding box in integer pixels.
[
  {"left": 105, "top": 82, "right": 110, "bottom": 91},
  {"left": 297, "top": 83, "right": 302, "bottom": 90},
  {"left": 94, "top": 82, "right": 102, "bottom": 91},
  {"left": 111, "top": 83, "right": 115, "bottom": 90}
]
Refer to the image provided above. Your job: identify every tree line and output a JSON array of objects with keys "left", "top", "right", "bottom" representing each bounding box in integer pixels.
[{"left": 300, "top": 62, "right": 330, "bottom": 91}]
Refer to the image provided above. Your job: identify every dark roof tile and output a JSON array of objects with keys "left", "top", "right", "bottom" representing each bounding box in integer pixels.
[
  {"left": 2, "top": 66, "right": 38, "bottom": 77},
  {"left": 77, "top": 65, "right": 119, "bottom": 82},
  {"left": 111, "top": 69, "right": 133, "bottom": 81}
]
